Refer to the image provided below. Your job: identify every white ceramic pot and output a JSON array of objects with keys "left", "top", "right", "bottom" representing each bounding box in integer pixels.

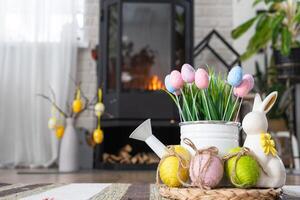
[
  {"left": 180, "top": 121, "right": 240, "bottom": 156},
  {"left": 59, "top": 118, "right": 79, "bottom": 172}
]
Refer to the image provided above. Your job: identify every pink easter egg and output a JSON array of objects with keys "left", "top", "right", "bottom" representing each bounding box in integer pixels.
[
  {"left": 234, "top": 78, "right": 251, "bottom": 98},
  {"left": 170, "top": 70, "right": 184, "bottom": 89},
  {"left": 243, "top": 74, "right": 254, "bottom": 90},
  {"left": 195, "top": 68, "right": 209, "bottom": 89},
  {"left": 181, "top": 63, "right": 195, "bottom": 83},
  {"left": 189, "top": 153, "right": 224, "bottom": 188}
]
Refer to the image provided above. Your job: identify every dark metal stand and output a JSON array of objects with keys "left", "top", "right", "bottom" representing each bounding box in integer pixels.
[{"left": 193, "top": 29, "right": 241, "bottom": 70}]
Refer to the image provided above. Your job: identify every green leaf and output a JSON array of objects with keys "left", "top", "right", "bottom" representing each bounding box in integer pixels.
[
  {"left": 232, "top": 16, "right": 258, "bottom": 39},
  {"left": 281, "top": 26, "right": 292, "bottom": 56},
  {"left": 293, "top": 4, "right": 300, "bottom": 22},
  {"left": 271, "top": 12, "right": 285, "bottom": 46},
  {"left": 253, "top": 0, "right": 263, "bottom": 6},
  {"left": 241, "top": 15, "right": 274, "bottom": 60},
  {"left": 256, "top": 14, "right": 268, "bottom": 31}
]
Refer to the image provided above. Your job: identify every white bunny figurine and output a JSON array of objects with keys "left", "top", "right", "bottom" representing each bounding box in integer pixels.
[{"left": 242, "top": 92, "right": 286, "bottom": 188}]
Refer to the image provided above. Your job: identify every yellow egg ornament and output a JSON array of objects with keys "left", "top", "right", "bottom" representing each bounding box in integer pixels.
[
  {"left": 72, "top": 99, "right": 83, "bottom": 113},
  {"left": 93, "top": 128, "right": 104, "bottom": 144},
  {"left": 48, "top": 117, "right": 57, "bottom": 130},
  {"left": 158, "top": 145, "right": 191, "bottom": 187},
  {"left": 55, "top": 126, "right": 65, "bottom": 139}
]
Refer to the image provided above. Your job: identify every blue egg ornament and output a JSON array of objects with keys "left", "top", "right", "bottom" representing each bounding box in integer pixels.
[
  {"left": 164, "top": 75, "right": 176, "bottom": 93},
  {"left": 227, "top": 66, "right": 243, "bottom": 87}
]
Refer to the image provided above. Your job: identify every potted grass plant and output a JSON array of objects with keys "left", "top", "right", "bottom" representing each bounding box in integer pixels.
[
  {"left": 232, "top": 0, "right": 300, "bottom": 77},
  {"left": 164, "top": 64, "right": 254, "bottom": 155}
]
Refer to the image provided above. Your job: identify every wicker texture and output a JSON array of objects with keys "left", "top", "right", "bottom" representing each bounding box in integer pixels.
[{"left": 159, "top": 186, "right": 281, "bottom": 200}]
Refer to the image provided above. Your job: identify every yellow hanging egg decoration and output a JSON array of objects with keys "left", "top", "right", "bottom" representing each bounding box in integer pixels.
[
  {"left": 93, "top": 88, "right": 104, "bottom": 144},
  {"left": 93, "top": 128, "right": 104, "bottom": 144},
  {"left": 158, "top": 145, "right": 191, "bottom": 187},
  {"left": 55, "top": 125, "right": 65, "bottom": 139},
  {"left": 72, "top": 88, "right": 83, "bottom": 113}
]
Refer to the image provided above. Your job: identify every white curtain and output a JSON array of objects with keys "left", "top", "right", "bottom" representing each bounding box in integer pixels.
[{"left": 0, "top": 0, "right": 78, "bottom": 167}]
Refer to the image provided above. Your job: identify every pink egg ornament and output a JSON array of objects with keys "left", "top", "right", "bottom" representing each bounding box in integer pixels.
[
  {"left": 243, "top": 74, "right": 254, "bottom": 90},
  {"left": 181, "top": 64, "right": 195, "bottom": 83},
  {"left": 233, "top": 78, "right": 251, "bottom": 98},
  {"left": 195, "top": 68, "right": 209, "bottom": 89},
  {"left": 170, "top": 70, "right": 184, "bottom": 89},
  {"left": 189, "top": 153, "right": 224, "bottom": 188}
]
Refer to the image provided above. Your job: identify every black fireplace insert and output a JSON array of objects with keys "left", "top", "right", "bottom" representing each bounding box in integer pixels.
[{"left": 98, "top": 0, "right": 194, "bottom": 127}]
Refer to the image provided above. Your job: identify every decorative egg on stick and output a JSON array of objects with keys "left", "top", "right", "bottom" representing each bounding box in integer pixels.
[
  {"left": 222, "top": 66, "right": 243, "bottom": 121},
  {"left": 227, "top": 66, "right": 243, "bottom": 87},
  {"left": 231, "top": 74, "right": 254, "bottom": 121},
  {"left": 243, "top": 74, "right": 254, "bottom": 89},
  {"left": 170, "top": 70, "right": 184, "bottom": 90},
  {"left": 184, "top": 138, "right": 223, "bottom": 189},
  {"left": 233, "top": 76, "right": 252, "bottom": 98},
  {"left": 195, "top": 68, "right": 211, "bottom": 120},
  {"left": 181, "top": 63, "right": 195, "bottom": 83},
  {"left": 224, "top": 147, "right": 260, "bottom": 188},
  {"left": 165, "top": 74, "right": 184, "bottom": 121},
  {"left": 195, "top": 68, "right": 209, "bottom": 89},
  {"left": 170, "top": 70, "right": 192, "bottom": 120},
  {"left": 164, "top": 74, "right": 176, "bottom": 94}
]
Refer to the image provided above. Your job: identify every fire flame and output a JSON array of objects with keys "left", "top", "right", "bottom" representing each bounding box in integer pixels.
[{"left": 146, "top": 75, "right": 165, "bottom": 91}]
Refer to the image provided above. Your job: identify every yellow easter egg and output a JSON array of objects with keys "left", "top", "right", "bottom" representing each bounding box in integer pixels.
[
  {"left": 159, "top": 145, "right": 190, "bottom": 187},
  {"left": 94, "top": 103, "right": 105, "bottom": 116},
  {"left": 72, "top": 99, "right": 83, "bottom": 113},
  {"left": 55, "top": 126, "right": 65, "bottom": 139},
  {"left": 48, "top": 117, "right": 57, "bottom": 130},
  {"left": 93, "top": 128, "right": 104, "bottom": 144},
  {"left": 173, "top": 145, "right": 191, "bottom": 161}
]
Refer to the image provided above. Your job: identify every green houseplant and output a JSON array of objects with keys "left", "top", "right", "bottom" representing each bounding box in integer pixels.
[{"left": 232, "top": 0, "right": 300, "bottom": 62}]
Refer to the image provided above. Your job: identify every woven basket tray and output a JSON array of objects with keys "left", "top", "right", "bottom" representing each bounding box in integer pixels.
[{"left": 159, "top": 186, "right": 281, "bottom": 200}]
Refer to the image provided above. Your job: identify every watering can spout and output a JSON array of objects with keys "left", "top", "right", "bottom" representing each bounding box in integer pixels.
[{"left": 129, "top": 119, "right": 166, "bottom": 159}]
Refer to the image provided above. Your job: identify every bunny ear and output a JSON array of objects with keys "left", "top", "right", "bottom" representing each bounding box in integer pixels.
[
  {"left": 261, "top": 91, "right": 278, "bottom": 113},
  {"left": 253, "top": 93, "right": 262, "bottom": 111}
]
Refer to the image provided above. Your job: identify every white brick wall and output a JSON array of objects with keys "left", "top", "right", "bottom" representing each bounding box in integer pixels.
[
  {"left": 75, "top": 0, "right": 99, "bottom": 130},
  {"left": 76, "top": 0, "right": 234, "bottom": 129}
]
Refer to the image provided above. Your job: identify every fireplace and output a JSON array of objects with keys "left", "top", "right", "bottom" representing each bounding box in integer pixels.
[
  {"left": 95, "top": 0, "right": 193, "bottom": 169},
  {"left": 98, "top": 0, "right": 194, "bottom": 126}
]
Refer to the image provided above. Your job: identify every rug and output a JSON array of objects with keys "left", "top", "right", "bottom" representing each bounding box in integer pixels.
[{"left": 0, "top": 183, "right": 298, "bottom": 200}]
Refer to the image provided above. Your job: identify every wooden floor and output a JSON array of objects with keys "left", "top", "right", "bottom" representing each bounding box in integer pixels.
[{"left": 0, "top": 169, "right": 299, "bottom": 185}]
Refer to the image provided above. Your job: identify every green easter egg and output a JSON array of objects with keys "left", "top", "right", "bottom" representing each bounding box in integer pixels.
[{"left": 225, "top": 147, "right": 260, "bottom": 188}]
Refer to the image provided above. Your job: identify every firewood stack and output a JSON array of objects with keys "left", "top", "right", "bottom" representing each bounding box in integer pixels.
[{"left": 102, "top": 144, "right": 159, "bottom": 165}]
